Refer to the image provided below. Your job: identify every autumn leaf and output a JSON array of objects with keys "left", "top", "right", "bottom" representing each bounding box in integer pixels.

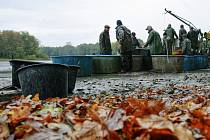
[
  {"left": 149, "top": 128, "right": 178, "bottom": 140},
  {"left": 32, "top": 93, "right": 40, "bottom": 102},
  {"left": 14, "top": 124, "right": 33, "bottom": 139},
  {"left": 0, "top": 123, "right": 9, "bottom": 139},
  {"left": 8, "top": 105, "right": 31, "bottom": 125},
  {"left": 87, "top": 108, "right": 103, "bottom": 124}
]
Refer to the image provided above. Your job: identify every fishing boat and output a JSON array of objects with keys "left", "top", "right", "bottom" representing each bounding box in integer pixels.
[{"left": 51, "top": 49, "right": 209, "bottom": 76}]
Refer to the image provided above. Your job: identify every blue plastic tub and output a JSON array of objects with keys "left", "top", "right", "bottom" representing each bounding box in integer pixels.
[
  {"left": 194, "top": 55, "right": 202, "bottom": 69},
  {"left": 51, "top": 55, "right": 92, "bottom": 77},
  {"left": 183, "top": 55, "right": 195, "bottom": 71},
  {"left": 201, "top": 55, "right": 208, "bottom": 69},
  {"left": 194, "top": 55, "right": 208, "bottom": 69}
]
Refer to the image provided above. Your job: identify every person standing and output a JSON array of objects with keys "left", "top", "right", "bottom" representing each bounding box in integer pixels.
[
  {"left": 179, "top": 25, "right": 187, "bottom": 48},
  {"left": 131, "top": 32, "right": 141, "bottom": 52},
  {"left": 99, "top": 25, "right": 112, "bottom": 55},
  {"left": 115, "top": 20, "right": 132, "bottom": 72},
  {"left": 182, "top": 34, "right": 192, "bottom": 55},
  {"left": 164, "top": 24, "right": 178, "bottom": 54},
  {"left": 162, "top": 32, "right": 168, "bottom": 55},
  {"left": 144, "top": 26, "right": 162, "bottom": 55},
  {"left": 187, "top": 26, "right": 202, "bottom": 54}
]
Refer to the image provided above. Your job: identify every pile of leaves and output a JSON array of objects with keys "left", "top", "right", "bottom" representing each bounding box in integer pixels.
[{"left": 0, "top": 85, "right": 209, "bottom": 140}]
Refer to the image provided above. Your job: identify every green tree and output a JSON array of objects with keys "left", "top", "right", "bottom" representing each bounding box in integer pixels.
[{"left": 0, "top": 30, "right": 47, "bottom": 59}]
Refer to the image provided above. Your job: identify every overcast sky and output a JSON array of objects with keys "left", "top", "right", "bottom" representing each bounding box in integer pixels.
[{"left": 0, "top": 0, "right": 209, "bottom": 47}]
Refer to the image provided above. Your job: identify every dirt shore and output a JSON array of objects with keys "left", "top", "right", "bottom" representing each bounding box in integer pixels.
[{"left": 1, "top": 69, "right": 210, "bottom": 96}]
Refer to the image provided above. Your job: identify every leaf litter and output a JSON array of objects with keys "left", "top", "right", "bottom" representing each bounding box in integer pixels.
[{"left": 0, "top": 72, "right": 209, "bottom": 140}]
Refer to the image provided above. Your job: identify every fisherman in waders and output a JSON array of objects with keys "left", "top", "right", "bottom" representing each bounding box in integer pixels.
[
  {"left": 179, "top": 25, "right": 187, "bottom": 48},
  {"left": 182, "top": 34, "right": 192, "bottom": 55},
  {"left": 99, "top": 25, "right": 112, "bottom": 55},
  {"left": 144, "top": 26, "right": 163, "bottom": 55},
  {"left": 164, "top": 24, "right": 178, "bottom": 55},
  {"left": 162, "top": 32, "right": 168, "bottom": 55},
  {"left": 187, "top": 26, "right": 202, "bottom": 55},
  {"left": 115, "top": 20, "right": 132, "bottom": 72}
]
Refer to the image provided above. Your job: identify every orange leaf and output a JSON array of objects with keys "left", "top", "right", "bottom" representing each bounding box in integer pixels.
[
  {"left": 32, "top": 93, "right": 40, "bottom": 102},
  {"left": 191, "top": 109, "right": 205, "bottom": 118},
  {"left": 150, "top": 129, "right": 178, "bottom": 140},
  {"left": 87, "top": 108, "right": 102, "bottom": 124},
  {"left": 15, "top": 124, "right": 33, "bottom": 139},
  {"left": 91, "top": 103, "right": 98, "bottom": 111},
  {"left": 9, "top": 106, "right": 31, "bottom": 125}
]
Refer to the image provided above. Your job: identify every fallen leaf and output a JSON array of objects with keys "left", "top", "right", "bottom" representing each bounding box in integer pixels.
[{"left": 0, "top": 123, "right": 10, "bottom": 139}]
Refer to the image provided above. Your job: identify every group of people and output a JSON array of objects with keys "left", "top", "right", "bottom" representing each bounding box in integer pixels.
[
  {"left": 144, "top": 24, "right": 202, "bottom": 55},
  {"left": 99, "top": 20, "right": 202, "bottom": 72},
  {"left": 99, "top": 20, "right": 138, "bottom": 72}
]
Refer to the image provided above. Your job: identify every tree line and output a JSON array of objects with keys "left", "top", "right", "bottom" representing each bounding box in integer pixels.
[
  {"left": 40, "top": 39, "right": 144, "bottom": 57},
  {"left": 40, "top": 42, "right": 121, "bottom": 57},
  {"left": 0, "top": 30, "right": 48, "bottom": 59},
  {"left": 0, "top": 30, "right": 144, "bottom": 59}
]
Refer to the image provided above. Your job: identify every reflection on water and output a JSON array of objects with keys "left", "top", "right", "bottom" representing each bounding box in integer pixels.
[
  {"left": 0, "top": 60, "right": 52, "bottom": 88},
  {"left": 0, "top": 60, "right": 52, "bottom": 72},
  {"left": 0, "top": 61, "right": 11, "bottom": 72}
]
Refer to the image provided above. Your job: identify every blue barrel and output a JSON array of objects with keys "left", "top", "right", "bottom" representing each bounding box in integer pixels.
[
  {"left": 194, "top": 55, "right": 201, "bottom": 69},
  {"left": 183, "top": 55, "right": 195, "bottom": 71},
  {"left": 201, "top": 55, "right": 208, "bottom": 69},
  {"left": 51, "top": 55, "right": 92, "bottom": 77}
]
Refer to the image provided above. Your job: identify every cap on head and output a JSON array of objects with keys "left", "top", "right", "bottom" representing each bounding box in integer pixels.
[
  {"left": 168, "top": 24, "right": 171, "bottom": 28},
  {"left": 132, "top": 32, "right": 136, "bottom": 36},
  {"left": 104, "top": 25, "right": 110, "bottom": 29},
  {"left": 180, "top": 25, "right": 184, "bottom": 28},
  {"left": 116, "top": 20, "right": 122, "bottom": 26},
  {"left": 146, "top": 25, "right": 153, "bottom": 31}
]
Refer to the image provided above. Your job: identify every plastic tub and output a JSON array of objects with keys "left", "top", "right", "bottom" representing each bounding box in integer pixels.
[
  {"left": 201, "top": 55, "right": 208, "bottom": 69},
  {"left": 132, "top": 49, "right": 152, "bottom": 70},
  {"left": 132, "top": 55, "right": 143, "bottom": 72},
  {"left": 68, "top": 65, "right": 80, "bottom": 93},
  {"left": 51, "top": 55, "right": 92, "bottom": 77},
  {"left": 152, "top": 55, "right": 184, "bottom": 73},
  {"left": 9, "top": 60, "right": 44, "bottom": 88},
  {"left": 17, "top": 64, "right": 69, "bottom": 99},
  {"left": 183, "top": 55, "right": 195, "bottom": 71},
  {"left": 91, "top": 55, "right": 121, "bottom": 74}
]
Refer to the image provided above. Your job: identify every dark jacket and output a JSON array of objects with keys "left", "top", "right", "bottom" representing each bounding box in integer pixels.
[
  {"left": 187, "top": 29, "right": 200, "bottom": 49},
  {"left": 145, "top": 29, "right": 163, "bottom": 55},
  {"left": 115, "top": 25, "right": 132, "bottom": 54},
  {"left": 165, "top": 27, "right": 178, "bottom": 41},
  {"left": 99, "top": 31, "right": 112, "bottom": 53},
  {"left": 179, "top": 28, "right": 187, "bottom": 42},
  {"left": 131, "top": 36, "right": 140, "bottom": 51}
]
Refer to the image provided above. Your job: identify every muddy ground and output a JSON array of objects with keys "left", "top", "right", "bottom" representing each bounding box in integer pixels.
[
  {"left": 74, "top": 70, "right": 210, "bottom": 96},
  {"left": 1, "top": 69, "right": 210, "bottom": 97}
]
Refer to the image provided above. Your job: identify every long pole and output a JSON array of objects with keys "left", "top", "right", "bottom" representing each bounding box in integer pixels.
[{"left": 164, "top": 8, "right": 197, "bottom": 29}]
